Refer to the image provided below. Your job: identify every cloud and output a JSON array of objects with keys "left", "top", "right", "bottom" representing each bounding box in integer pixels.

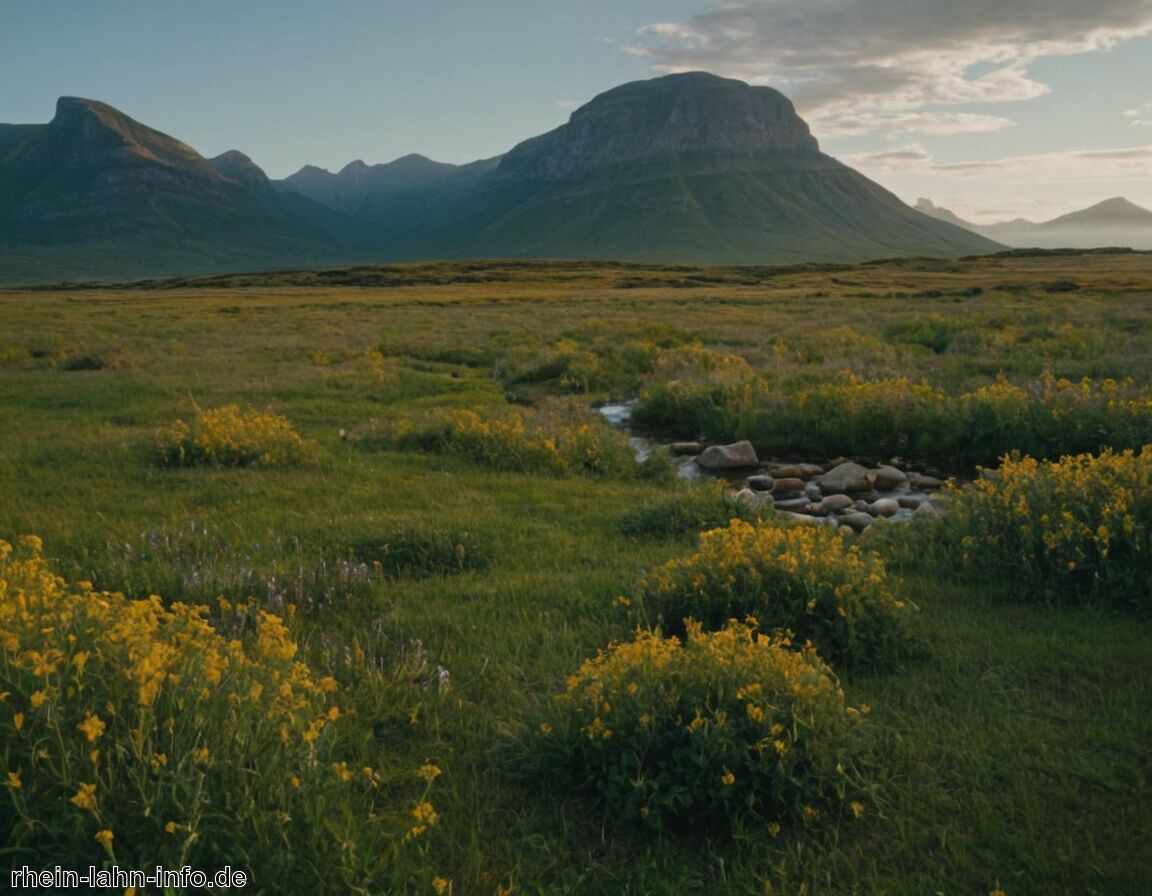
[
  {"left": 634, "top": 0, "right": 1152, "bottom": 135},
  {"left": 1125, "top": 101, "right": 1152, "bottom": 126},
  {"left": 841, "top": 142, "right": 1152, "bottom": 178},
  {"left": 822, "top": 111, "right": 1013, "bottom": 137},
  {"left": 553, "top": 99, "right": 580, "bottom": 110}
]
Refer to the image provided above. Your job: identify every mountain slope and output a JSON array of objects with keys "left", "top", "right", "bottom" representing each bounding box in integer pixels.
[
  {"left": 0, "top": 98, "right": 347, "bottom": 282},
  {"left": 1, "top": 78, "right": 1003, "bottom": 284},
  {"left": 359, "top": 73, "right": 1000, "bottom": 263}
]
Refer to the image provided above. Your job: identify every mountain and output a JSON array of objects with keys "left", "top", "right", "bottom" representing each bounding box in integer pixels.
[
  {"left": 915, "top": 196, "right": 1152, "bottom": 250},
  {"left": 0, "top": 98, "right": 348, "bottom": 282},
  {"left": 281, "top": 72, "right": 1001, "bottom": 264},
  {"left": 1, "top": 78, "right": 1002, "bottom": 284}
]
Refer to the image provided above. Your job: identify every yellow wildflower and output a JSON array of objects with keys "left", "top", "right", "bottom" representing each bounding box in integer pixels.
[
  {"left": 418, "top": 763, "right": 442, "bottom": 783},
  {"left": 95, "top": 829, "right": 114, "bottom": 849},
  {"left": 6, "top": 771, "right": 20, "bottom": 789},
  {"left": 77, "top": 712, "right": 106, "bottom": 742},
  {"left": 721, "top": 771, "right": 735, "bottom": 786},
  {"left": 70, "top": 782, "right": 97, "bottom": 810},
  {"left": 432, "top": 877, "right": 451, "bottom": 895}
]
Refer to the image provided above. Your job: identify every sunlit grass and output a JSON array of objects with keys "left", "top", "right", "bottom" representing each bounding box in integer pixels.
[{"left": 1, "top": 255, "right": 1150, "bottom": 894}]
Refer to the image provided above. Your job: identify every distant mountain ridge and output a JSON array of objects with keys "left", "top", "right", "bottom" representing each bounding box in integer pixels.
[
  {"left": 915, "top": 197, "right": 1152, "bottom": 250},
  {"left": 278, "top": 73, "right": 1000, "bottom": 265},
  {"left": 1, "top": 75, "right": 1002, "bottom": 284}
]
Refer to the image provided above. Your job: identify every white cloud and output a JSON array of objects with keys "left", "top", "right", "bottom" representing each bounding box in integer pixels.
[
  {"left": 822, "top": 111, "right": 1013, "bottom": 137},
  {"left": 635, "top": 0, "right": 1152, "bottom": 135},
  {"left": 1126, "top": 101, "right": 1152, "bottom": 126},
  {"left": 841, "top": 142, "right": 1152, "bottom": 178}
]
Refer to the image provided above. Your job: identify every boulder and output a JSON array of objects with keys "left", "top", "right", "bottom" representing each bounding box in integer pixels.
[
  {"left": 697, "top": 440, "right": 759, "bottom": 470},
  {"left": 872, "top": 464, "right": 908, "bottom": 490},
  {"left": 914, "top": 501, "right": 942, "bottom": 520},
  {"left": 839, "top": 511, "right": 875, "bottom": 533},
  {"left": 819, "top": 494, "right": 856, "bottom": 514},
  {"left": 733, "top": 488, "right": 770, "bottom": 508},
  {"left": 670, "top": 441, "right": 704, "bottom": 456},
  {"left": 772, "top": 477, "right": 806, "bottom": 495},
  {"left": 817, "top": 462, "right": 876, "bottom": 494},
  {"left": 746, "top": 474, "right": 775, "bottom": 492},
  {"left": 868, "top": 498, "right": 901, "bottom": 517},
  {"left": 909, "top": 473, "right": 945, "bottom": 490}
]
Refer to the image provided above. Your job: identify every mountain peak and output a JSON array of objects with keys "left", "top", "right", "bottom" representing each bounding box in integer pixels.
[
  {"left": 496, "top": 71, "right": 820, "bottom": 182},
  {"left": 49, "top": 96, "right": 205, "bottom": 170},
  {"left": 210, "top": 150, "right": 271, "bottom": 190}
]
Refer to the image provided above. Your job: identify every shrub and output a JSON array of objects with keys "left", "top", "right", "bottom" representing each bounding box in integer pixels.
[
  {"left": 385, "top": 405, "right": 640, "bottom": 478},
  {"left": 635, "top": 520, "right": 912, "bottom": 669},
  {"left": 939, "top": 447, "right": 1152, "bottom": 610},
  {"left": 155, "top": 404, "right": 311, "bottom": 468},
  {"left": 538, "top": 624, "right": 862, "bottom": 832},
  {"left": 0, "top": 537, "right": 429, "bottom": 888}
]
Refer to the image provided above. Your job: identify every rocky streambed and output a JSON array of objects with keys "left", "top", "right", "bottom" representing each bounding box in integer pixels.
[{"left": 598, "top": 404, "right": 951, "bottom": 533}]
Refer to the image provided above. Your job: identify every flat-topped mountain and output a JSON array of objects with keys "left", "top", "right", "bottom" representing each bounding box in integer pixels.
[
  {"left": 1, "top": 76, "right": 1002, "bottom": 284},
  {"left": 412, "top": 72, "right": 1001, "bottom": 263}
]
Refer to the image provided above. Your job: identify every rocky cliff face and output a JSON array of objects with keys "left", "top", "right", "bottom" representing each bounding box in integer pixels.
[{"left": 494, "top": 72, "right": 822, "bottom": 183}]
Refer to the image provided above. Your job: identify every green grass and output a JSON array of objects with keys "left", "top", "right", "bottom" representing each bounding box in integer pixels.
[{"left": 1, "top": 256, "right": 1150, "bottom": 894}]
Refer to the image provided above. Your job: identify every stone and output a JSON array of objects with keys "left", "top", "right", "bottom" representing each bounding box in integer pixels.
[
  {"left": 805, "top": 482, "right": 823, "bottom": 500},
  {"left": 817, "top": 461, "right": 876, "bottom": 494},
  {"left": 839, "top": 511, "right": 875, "bottom": 533},
  {"left": 909, "top": 474, "right": 945, "bottom": 490},
  {"left": 774, "top": 497, "right": 812, "bottom": 512},
  {"left": 733, "top": 488, "right": 770, "bottom": 508},
  {"left": 897, "top": 494, "right": 928, "bottom": 510},
  {"left": 670, "top": 441, "right": 703, "bottom": 456},
  {"left": 819, "top": 494, "right": 855, "bottom": 514},
  {"left": 868, "top": 498, "right": 901, "bottom": 517},
  {"left": 872, "top": 464, "right": 908, "bottom": 490},
  {"left": 914, "top": 501, "right": 942, "bottom": 520},
  {"left": 746, "top": 474, "right": 775, "bottom": 492},
  {"left": 772, "top": 477, "right": 806, "bottom": 494},
  {"left": 697, "top": 440, "right": 759, "bottom": 470}
]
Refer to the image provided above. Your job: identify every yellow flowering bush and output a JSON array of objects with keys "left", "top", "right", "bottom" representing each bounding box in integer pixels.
[
  {"left": 381, "top": 404, "right": 648, "bottom": 478},
  {"left": 941, "top": 447, "right": 1152, "bottom": 609},
  {"left": 155, "top": 404, "right": 312, "bottom": 468},
  {"left": 540, "top": 624, "right": 862, "bottom": 831},
  {"left": 635, "top": 520, "right": 912, "bottom": 669},
  {"left": 0, "top": 537, "right": 427, "bottom": 887},
  {"left": 633, "top": 372, "right": 1152, "bottom": 467}
]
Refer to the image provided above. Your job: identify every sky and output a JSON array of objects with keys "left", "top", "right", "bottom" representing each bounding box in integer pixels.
[{"left": 3, "top": 0, "right": 1151, "bottom": 223}]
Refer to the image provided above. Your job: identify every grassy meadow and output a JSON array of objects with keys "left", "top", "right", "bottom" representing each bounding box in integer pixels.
[{"left": 2, "top": 253, "right": 1151, "bottom": 894}]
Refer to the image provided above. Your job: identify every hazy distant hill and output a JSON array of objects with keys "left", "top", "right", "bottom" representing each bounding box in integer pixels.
[
  {"left": 282, "top": 73, "right": 1001, "bottom": 265},
  {"left": 0, "top": 77, "right": 1001, "bottom": 285},
  {"left": 0, "top": 98, "right": 348, "bottom": 282},
  {"left": 915, "top": 197, "right": 1152, "bottom": 250}
]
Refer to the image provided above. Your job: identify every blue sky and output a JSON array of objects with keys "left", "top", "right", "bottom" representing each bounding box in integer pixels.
[{"left": 3, "top": 0, "right": 1151, "bottom": 222}]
